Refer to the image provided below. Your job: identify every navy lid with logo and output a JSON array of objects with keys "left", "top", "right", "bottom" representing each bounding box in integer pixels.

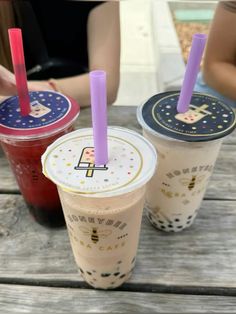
[
  {"left": 0, "top": 91, "right": 80, "bottom": 140},
  {"left": 137, "top": 91, "right": 236, "bottom": 142}
]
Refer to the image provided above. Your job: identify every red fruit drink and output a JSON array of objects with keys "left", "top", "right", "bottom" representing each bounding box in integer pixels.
[{"left": 0, "top": 91, "right": 80, "bottom": 227}]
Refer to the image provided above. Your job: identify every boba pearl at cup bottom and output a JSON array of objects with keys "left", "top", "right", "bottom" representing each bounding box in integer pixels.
[{"left": 145, "top": 203, "right": 199, "bottom": 232}]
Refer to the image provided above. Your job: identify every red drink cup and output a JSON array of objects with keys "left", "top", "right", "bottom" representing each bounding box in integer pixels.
[{"left": 0, "top": 91, "right": 80, "bottom": 227}]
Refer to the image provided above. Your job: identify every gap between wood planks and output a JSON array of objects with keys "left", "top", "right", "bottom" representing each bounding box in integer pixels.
[{"left": 0, "top": 278, "right": 236, "bottom": 297}]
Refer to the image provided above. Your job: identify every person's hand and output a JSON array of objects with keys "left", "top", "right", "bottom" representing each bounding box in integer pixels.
[
  {"left": 0, "top": 64, "right": 54, "bottom": 97},
  {"left": 0, "top": 65, "right": 17, "bottom": 96}
]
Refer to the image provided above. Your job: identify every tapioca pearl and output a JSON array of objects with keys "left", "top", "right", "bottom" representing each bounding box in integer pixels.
[
  {"left": 119, "top": 274, "right": 126, "bottom": 279},
  {"left": 101, "top": 273, "right": 111, "bottom": 277},
  {"left": 158, "top": 220, "right": 164, "bottom": 224},
  {"left": 117, "top": 261, "right": 122, "bottom": 264},
  {"left": 86, "top": 271, "right": 92, "bottom": 275},
  {"left": 177, "top": 226, "right": 183, "bottom": 229},
  {"left": 79, "top": 268, "right": 84, "bottom": 274},
  {"left": 175, "top": 218, "right": 180, "bottom": 222},
  {"left": 161, "top": 225, "right": 166, "bottom": 230},
  {"left": 188, "top": 215, "right": 192, "bottom": 220},
  {"left": 187, "top": 220, "right": 192, "bottom": 224},
  {"left": 113, "top": 272, "right": 120, "bottom": 277},
  {"left": 168, "top": 224, "right": 173, "bottom": 228}
]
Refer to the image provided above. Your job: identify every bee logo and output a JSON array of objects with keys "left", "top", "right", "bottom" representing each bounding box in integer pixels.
[
  {"left": 179, "top": 175, "right": 205, "bottom": 191},
  {"left": 79, "top": 226, "right": 112, "bottom": 244}
]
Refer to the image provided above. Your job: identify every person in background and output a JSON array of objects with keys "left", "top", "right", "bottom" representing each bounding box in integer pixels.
[
  {"left": 0, "top": 1, "right": 120, "bottom": 106},
  {"left": 194, "top": 1, "right": 236, "bottom": 108}
]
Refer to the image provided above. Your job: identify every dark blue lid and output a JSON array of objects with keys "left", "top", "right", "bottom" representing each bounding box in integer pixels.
[
  {"left": 137, "top": 91, "right": 236, "bottom": 142},
  {"left": 0, "top": 91, "right": 80, "bottom": 139}
]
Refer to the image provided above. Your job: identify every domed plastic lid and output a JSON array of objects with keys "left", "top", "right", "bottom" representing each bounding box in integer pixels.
[
  {"left": 42, "top": 127, "right": 157, "bottom": 197},
  {"left": 0, "top": 91, "right": 80, "bottom": 139},
  {"left": 137, "top": 91, "right": 236, "bottom": 142}
]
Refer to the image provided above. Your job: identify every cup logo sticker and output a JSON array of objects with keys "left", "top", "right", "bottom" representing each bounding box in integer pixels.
[
  {"left": 179, "top": 174, "right": 205, "bottom": 191},
  {"left": 67, "top": 214, "right": 128, "bottom": 252},
  {"left": 175, "top": 104, "right": 212, "bottom": 124},
  {"left": 79, "top": 226, "right": 112, "bottom": 244},
  {"left": 157, "top": 165, "right": 214, "bottom": 205},
  {"left": 74, "top": 147, "right": 108, "bottom": 178},
  {"left": 29, "top": 100, "right": 52, "bottom": 118}
]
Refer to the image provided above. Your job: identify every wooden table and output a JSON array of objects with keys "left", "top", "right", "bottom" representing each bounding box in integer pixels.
[{"left": 1, "top": 106, "right": 236, "bottom": 313}]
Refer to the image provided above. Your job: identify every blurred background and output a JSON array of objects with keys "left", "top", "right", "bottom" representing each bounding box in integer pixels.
[{"left": 114, "top": 0, "right": 217, "bottom": 106}]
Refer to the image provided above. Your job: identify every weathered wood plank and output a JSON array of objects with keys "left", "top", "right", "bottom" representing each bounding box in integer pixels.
[
  {"left": 0, "top": 285, "right": 236, "bottom": 313},
  {"left": 0, "top": 194, "right": 236, "bottom": 290},
  {"left": 0, "top": 144, "right": 235, "bottom": 199}
]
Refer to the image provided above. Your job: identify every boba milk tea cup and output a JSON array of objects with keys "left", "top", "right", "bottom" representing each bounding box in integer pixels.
[
  {"left": 137, "top": 91, "right": 236, "bottom": 232},
  {"left": 42, "top": 127, "right": 157, "bottom": 289}
]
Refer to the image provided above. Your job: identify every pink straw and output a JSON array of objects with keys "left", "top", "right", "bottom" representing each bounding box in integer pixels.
[
  {"left": 177, "top": 33, "right": 207, "bottom": 113},
  {"left": 89, "top": 70, "right": 108, "bottom": 165},
  {"left": 8, "top": 28, "right": 31, "bottom": 116}
]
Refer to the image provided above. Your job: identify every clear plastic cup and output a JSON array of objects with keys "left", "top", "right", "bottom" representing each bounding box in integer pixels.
[
  {"left": 137, "top": 91, "right": 236, "bottom": 232},
  {"left": 42, "top": 127, "right": 157, "bottom": 289},
  {"left": 0, "top": 91, "right": 80, "bottom": 227}
]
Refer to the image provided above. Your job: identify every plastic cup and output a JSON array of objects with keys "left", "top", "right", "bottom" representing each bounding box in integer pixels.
[
  {"left": 42, "top": 127, "right": 157, "bottom": 289},
  {"left": 0, "top": 91, "right": 80, "bottom": 227},
  {"left": 137, "top": 91, "right": 236, "bottom": 232}
]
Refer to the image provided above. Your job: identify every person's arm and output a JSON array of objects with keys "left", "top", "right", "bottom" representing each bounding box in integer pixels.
[
  {"left": 0, "top": 64, "right": 54, "bottom": 100},
  {"left": 30, "top": 2, "right": 120, "bottom": 107},
  {"left": 203, "top": 2, "right": 236, "bottom": 100},
  {"left": 0, "top": 65, "right": 16, "bottom": 96}
]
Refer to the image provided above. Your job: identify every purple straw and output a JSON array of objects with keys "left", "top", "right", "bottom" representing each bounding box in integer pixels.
[
  {"left": 90, "top": 70, "right": 108, "bottom": 165},
  {"left": 177, "top": 33, "right": 207, "bottom": 113}
]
